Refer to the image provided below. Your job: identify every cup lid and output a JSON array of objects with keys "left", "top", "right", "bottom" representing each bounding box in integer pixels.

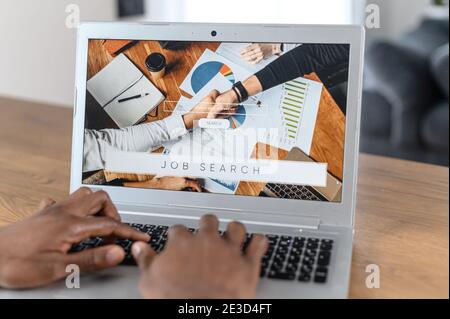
[{"left": 145, "top": 52, "right": 166, "bottom": 72}]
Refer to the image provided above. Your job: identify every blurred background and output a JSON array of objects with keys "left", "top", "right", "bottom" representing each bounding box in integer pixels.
[{"left": 0, "top": 0, "right": 448, "bottom": 165}]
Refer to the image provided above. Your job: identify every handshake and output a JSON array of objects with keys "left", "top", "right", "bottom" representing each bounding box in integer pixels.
[{"left": 181, "top": 89, "right": 240, "bottom": 130}]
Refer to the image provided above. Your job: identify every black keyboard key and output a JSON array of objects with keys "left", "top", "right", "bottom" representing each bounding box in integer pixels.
[
  {"left": 82, "top": 237, "right": 100, "bottom": 246},
  {"left": 306, "top": 241, "right": 318, "bottom": 249},
  {"left": 287, "top": 254, "right": 301, "bottom": 264},
  {"left": 298, "top": 272, "right": 311, "bottom": 282},
  {"left": 70, "top": 244, "right": 85, "bottom": 253},
  {"left": 268, "top": 270, "right": 296, "bottom": 280},
  {"left": 317, "top": 251, "right": 331, "bottom": 266},
  {"left": 122, "top": 254, "right": 136, "bottom": 265},
  {"left": 276, "top": 246, "right": 289, "bottom": 256},
  {"left": 290, "top": 246, "right": 302, "bottom": 255},
  {"left": 302, "top": 256, "right": 315, "bottom": 266},
  {"left": 285, "top": 263, "right": 299, "bottom": 274},
  {"left": 301, "top": 264, "right": 313, "bottom": 274},
  {"left": 320, "top": 241, "right": 333, "bottom": 251},
  {"left": 314, "top": 267, "right": 328, "bottom": 283}
]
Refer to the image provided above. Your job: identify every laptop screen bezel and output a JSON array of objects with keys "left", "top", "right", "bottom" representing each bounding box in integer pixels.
[{"left": 71, "top": 22, "right": 365, "bottom": 228}]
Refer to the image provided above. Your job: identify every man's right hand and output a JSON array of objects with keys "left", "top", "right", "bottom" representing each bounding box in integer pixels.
[{"left": 132, "top": 214, "right": 268, "bottom": 299}]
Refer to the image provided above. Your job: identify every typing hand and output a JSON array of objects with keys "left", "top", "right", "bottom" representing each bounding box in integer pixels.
[
  {"left": 0, "top": 188, "right": 149, "bottom": 289},
  {"left": 240, "top": 43, "right": 282, "bottom": 64},
  {"left": 132, "top": 214, "right": 268, "bottom": 298}
]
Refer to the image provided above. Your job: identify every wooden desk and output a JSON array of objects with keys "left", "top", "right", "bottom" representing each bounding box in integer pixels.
[
  {"left": 86, "top": 41, "right": 345, "bottom": 196},
  {"left": 0, "top": 97, "right": 448, "bottom": 298}
]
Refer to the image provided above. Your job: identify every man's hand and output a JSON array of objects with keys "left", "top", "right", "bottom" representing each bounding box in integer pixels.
[
  {"left": 182, "top": 90, "right": 221, "bottom": 129},
  {"left": 207, "top": 89, "right": 239, "bottom": 119},
  {"left": 132, "top": 214, "right": 268, "bottom": 298},
  {"left": 0, "top": 187, "right": 149, "bottom": 289},
  {"left": 240, "top": 43, "right": 281, "bottom": 64}
]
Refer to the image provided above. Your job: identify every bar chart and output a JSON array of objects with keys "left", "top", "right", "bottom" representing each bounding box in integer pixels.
[{"left": 280, "top": 79, "right": 308, "bottom": 143}]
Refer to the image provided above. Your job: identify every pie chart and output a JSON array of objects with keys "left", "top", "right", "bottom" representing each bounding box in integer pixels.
[
  {"left": 230, "top": 105, "right": 246, "bottom": 129},
  {"left": 191, "top": 61, "right": 236, "bottom": 93},
  {"left": 190, "top": 61, "right": 246, "bottom": 129}
]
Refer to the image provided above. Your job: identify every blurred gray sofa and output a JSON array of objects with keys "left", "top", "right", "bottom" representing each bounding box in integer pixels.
[{"left": 361, "top": 18, "right": 449, "bottom": 166}]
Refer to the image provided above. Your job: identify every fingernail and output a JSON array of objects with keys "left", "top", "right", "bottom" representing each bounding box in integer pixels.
[
  {"left": 106, "top": 246, "right": 123, "bottom": 263},
  {"left": 132, "top": 242, "right": 142, "bottom": 257}
]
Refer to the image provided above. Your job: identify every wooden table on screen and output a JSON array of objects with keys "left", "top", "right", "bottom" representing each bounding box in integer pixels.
[
  {"left": 0, "top": 96, "right": 448, "bottom": 298},
  {"left": 87, "top": 40, "right": 345, "bottom": 196}
]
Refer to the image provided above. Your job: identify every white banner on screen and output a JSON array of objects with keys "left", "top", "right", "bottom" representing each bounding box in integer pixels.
[{"left": 104, "top": 150, "right": 328, "bottom": 187}]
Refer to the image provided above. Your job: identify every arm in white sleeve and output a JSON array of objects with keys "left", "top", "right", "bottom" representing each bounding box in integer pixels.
[{"left": 83, "top": 115, "right": 187, "bottom": 172}]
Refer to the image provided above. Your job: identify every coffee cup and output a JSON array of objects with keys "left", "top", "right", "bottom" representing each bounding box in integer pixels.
[{"left": 145, "top": 52, "right": 166, "bottom": 81}]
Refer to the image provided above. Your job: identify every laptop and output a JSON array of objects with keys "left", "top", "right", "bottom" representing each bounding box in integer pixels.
[{"left": 1, "top": 22, "right": 364, "bottom": 299}]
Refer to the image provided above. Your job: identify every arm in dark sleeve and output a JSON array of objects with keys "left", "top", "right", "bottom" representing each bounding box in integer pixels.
[{"left": 254, "top": 44, "right": 350, "bottom": 91}]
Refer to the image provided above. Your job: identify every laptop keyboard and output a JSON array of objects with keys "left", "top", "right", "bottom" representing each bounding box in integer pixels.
[
  {"left": 266, "top": 183, "right": 322, "bottom": 201},
  {"left": 70, "top": 223, "right": 334, "bottom": 284}
]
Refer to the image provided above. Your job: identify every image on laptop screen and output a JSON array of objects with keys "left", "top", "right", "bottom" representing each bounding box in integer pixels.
[{"left": 82, "top": 40, "right": 350, "bottom": 203}]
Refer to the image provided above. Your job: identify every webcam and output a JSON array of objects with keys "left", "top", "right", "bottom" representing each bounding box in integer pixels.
[{"left": 211, "top": 30, "right": 217, "bottom": 37}]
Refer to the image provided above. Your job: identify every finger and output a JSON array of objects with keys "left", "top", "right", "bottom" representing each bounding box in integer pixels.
[
  {"left": 36, "top": 198, "right": 56, "bottom": 211},
  {"left": 248, "top": 52, "right": 264, "bottom": 62},
  {"left": 242, "top": 50, "right": 261, "bottom": 60},
  {"left": 198, "top": 214, "right": 219, "bottom": 235},
  {"left": 167, "top": 224, "right": 192, "bottom": 241},
  {"left": 69, "top": 217, "right": 150, "bottom": 244},
  {"left": 186, "top": 180, "right": 202, "bottom": 192},
  {"left": 132, "top": 241, "right": 157, "bottom": 271},
  {"left": 245, "top": 234, "right": 268, "bottom": 267},
  {"left": 250, "top": 55, "right": 264, "bottom": 65},
  {"left": 78, "top": 190, "right": 120, "bottom": 221},
  {"left": 224, "top": 221, "right": 246, "bottom": 247},
  {"left": 69, "top": 187, "right": 93, "bottom": 200},
  {"left": 240, "top": 44, "right": 256, "bottom": 55},
  {"left": 241, "top": 48, "right": 256, "bottom": 57},
  {"left": 242, "top": 51, "right": 259, "bottom": 61},
  {"left": 65, "top": 244, "right": 125, "bottom": 272},
  {"left": 208, "top": 89, "right": 220, "bottom": 100}
]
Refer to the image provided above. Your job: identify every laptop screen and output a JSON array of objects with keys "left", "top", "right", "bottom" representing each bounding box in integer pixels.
[{"left": 82, "top": 40, "right": 350, "bottom": 203}]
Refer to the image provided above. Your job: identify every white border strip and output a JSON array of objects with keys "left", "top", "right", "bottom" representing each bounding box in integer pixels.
[{"left": 105, "top": 150, "right": 328, "bottom": 187}]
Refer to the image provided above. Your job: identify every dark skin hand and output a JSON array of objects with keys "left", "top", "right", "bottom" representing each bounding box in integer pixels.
[
  {"left": 132, "top": 214, "right": 268, "bottom": 299},
  {"left": 0, "top": 187, "right": 149, "bottom": 289}
]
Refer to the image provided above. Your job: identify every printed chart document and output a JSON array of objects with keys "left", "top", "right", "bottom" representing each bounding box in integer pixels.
[
  {"left": 258, "top": 77, "right": 323, "bottom": 154},
  {"left": 179, "top": 49, "right": 252, "bottom": 96}
]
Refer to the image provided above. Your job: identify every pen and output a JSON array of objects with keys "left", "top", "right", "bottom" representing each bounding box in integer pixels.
[{"left": 118, "top": 93, "right": 150, "bottom": 103}]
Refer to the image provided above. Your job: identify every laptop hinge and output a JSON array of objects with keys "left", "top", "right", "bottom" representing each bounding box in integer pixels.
[{"left": 116, "top": 202, "right": 321, "bottom": 230}]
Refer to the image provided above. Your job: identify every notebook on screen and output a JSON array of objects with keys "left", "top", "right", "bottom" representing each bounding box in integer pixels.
[{"left": 87, "top": 53, "right": 164, "bottom": 128}]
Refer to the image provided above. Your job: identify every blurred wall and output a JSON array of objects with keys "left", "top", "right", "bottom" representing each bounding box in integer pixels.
[
  {"left": 367, "top": 0, "right": 431, "bottom": 40},
  {"left": 0, "top": 0, "right": 116, "bottom": 107},
  {"left": 0, "top": 0, "right": 435, "bottom": 107}
]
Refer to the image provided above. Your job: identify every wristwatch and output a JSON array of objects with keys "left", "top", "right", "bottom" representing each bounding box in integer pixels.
[{"left": 232, "top": 81, "right": 249, "bottom": 103}]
